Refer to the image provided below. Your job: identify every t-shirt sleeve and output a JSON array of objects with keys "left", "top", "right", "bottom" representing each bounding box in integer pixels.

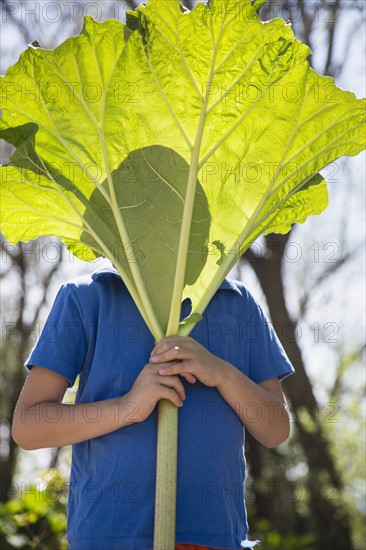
[
  {"left": 25, "top": 284, "right": 87, "bottom": 387},
  {"left": 247, "top": 293, "right": 295, "bottom": 384}
]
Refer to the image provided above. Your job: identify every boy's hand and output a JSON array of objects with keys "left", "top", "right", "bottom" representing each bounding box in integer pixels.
[
  {"left": 149, "top": 337, "right": 228, "bottom": 389},
  {"left": 127, "top": 361, "right": 186, "bottom": 422}
]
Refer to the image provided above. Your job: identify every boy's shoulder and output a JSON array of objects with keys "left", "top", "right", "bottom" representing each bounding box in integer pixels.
[
  {"left": 54, "top": 263, "right": 124, "bottom": 313},
  {"left": 207, "top": 277, "right": 259, "bottom": 319},
  {"left": 219, "top": 277, "right": 250, "bottom": 297},
  {"left": 60, "top": 262, "right": 121, "bottom": 290}
]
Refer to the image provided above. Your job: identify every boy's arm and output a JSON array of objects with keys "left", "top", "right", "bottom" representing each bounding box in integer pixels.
[
  {"left": 12, "top": 366, "right": 138, "bottom": 450},
  {"left": 12, "top": 363, "right": 186, "bottom": 450},
  {"left": 215, "top": 367, "right": 290, "bottom": 448},
  {"left": 150, "top": 337, "right": 291, "bottom": 448}
]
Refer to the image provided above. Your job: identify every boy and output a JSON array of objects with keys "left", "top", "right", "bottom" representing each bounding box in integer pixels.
[{"left": 12, "top": 263, "right": 294, "bottom": 549}]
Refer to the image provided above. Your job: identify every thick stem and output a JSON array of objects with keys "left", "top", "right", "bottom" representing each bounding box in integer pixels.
[
  {"left": 165, "top": 100, "right": 208, "bottom": 336},
  {"left": 153, "top": 400, "right": 178, "bottom": 550},
  {"left": 154, "top": 16, "right": 222, "bottom": 549}
]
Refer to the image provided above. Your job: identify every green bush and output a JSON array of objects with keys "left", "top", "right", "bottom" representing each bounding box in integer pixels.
[{"left": 0, "top": 469, "right": 68, "bottom": 550}]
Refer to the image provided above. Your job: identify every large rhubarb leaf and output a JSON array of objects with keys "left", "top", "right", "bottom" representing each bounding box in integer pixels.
[{"left": 1, "top": 0, "right": 365, "bottom": 338}]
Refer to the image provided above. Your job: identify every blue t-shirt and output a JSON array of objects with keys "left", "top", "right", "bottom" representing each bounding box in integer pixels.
[{"left": 25, "top": 265, "right": 294, "bottom": 550}]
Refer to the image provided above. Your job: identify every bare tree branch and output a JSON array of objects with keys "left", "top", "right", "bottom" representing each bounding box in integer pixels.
[
  {"left": 334, "top": 17, "right": 366, "bottom": 78},
  {"left": 120, "top": 0, "right": 139, "bottom": 11},
  {"left": 297, "top": 0, "right": 314, "bottom": 48},
  {"left": 324, "top": 0, "right": 341, "bottom": 76},
  {"left": 298, "top": 245, "right": 360, "bottom": 318},
  {"left": 332, "top": 343, "right": 366, "bottom": 398},
  {"left": 1, "top": 0, "right": 33, "bottom": 44},
  {"left": 27, "top": 245, "right": 65, "bottom": 330}
]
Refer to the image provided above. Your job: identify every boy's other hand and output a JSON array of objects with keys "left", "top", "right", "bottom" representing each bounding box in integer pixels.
[
  {"left": 149, "top": 337, "right": 228, "bottom": 389},
  {"left": 127, "top": 361, "right": 186, "bottom": 422}
]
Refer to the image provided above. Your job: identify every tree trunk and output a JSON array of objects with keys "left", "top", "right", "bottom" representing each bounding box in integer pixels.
[
  {"left": 0, "top": 366, "right": 25, "bottom": 502},
  {"left": 244, "top": 233, "right": 353, "bottom": 548}
]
